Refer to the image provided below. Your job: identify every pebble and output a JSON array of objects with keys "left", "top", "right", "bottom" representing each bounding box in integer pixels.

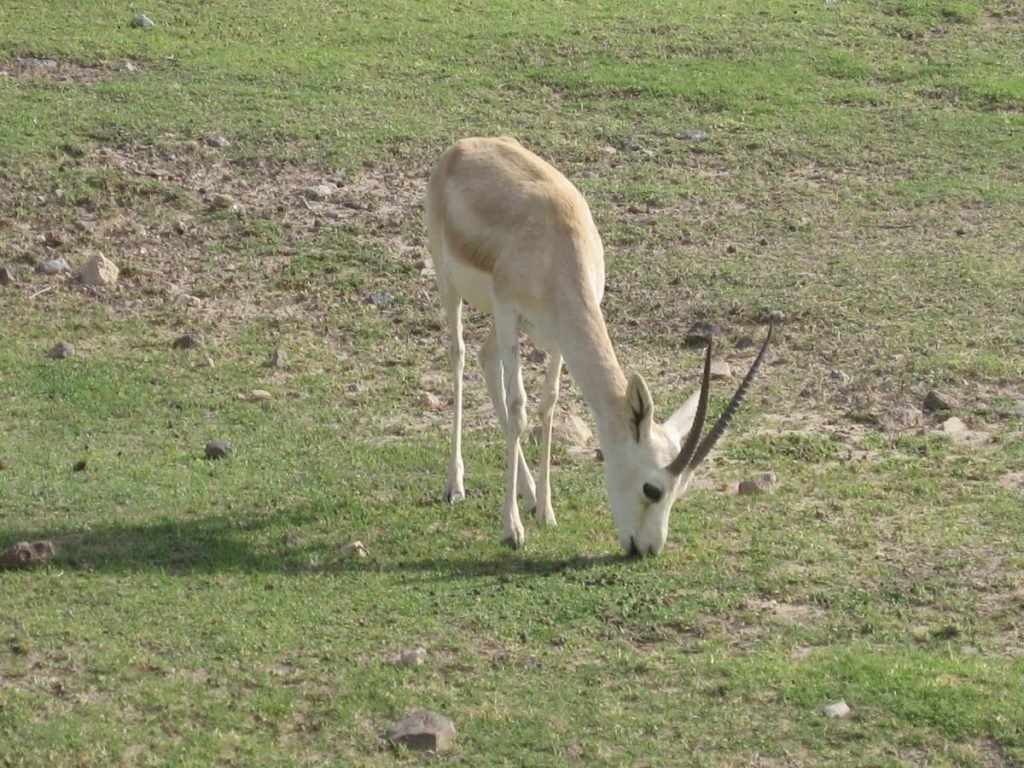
[
  {"left": 823, "top": 700, "right": 851, "bottom": 719},
  {"left": 675, "top": 129, "right": 708, "bottom": 141},
  {"left": 385, "top": 711, "right": 456, "bottom": 752},
  {"left": 204, "top": 441, "right": 232, "bottom": 460},
  {"left": 1, "top": 541, "right": 56, "bottom": 569},
  {"left": 46, "top": 342, "right": 74, "bottom": 359},
  {"left": 206, "top": 136, "right": 231, "bottom": 149},
  {"left": 36, "top": 258, "right": 71, "bottom": 275},
  {"left": 239, "top": 389, "right": 272, "bottom": 402},
  {"left": 78, "top": 253, "right": 119, "bottom": 287},
  {"left": 923, "top": 389, "right": 957, "bottom": 413},
  {"left": 172, "top": 332, "right": 202, "bottom": 350},
  {"left": 710, "top": 360, "right": 733, "bottom": 381},
  {"left": 419, "top": 392, "right": 443, "bottom": 411},
  {"left": 738, "top": 472, "right": 777, "bottom": 495},
  {"left": 300, "top": 183, "right": 337, "bottom": 201},
  {"left": 131, "top": 14, "right": 155, "bottom": 28}
]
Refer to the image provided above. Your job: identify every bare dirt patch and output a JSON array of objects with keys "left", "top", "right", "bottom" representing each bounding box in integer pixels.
[{"left": 0, "top": 57, "right": 141, "bottom": 85}]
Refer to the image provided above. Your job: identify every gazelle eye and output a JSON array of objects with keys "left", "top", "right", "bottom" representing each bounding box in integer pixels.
[{"left": 642, "top": 482, "right": 663, "bottom": 503}]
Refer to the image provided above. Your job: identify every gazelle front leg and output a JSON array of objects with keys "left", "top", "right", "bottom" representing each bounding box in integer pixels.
[
  {"left": 441, "top": 289, "right": 465, "bottom": 503},
  {"left": 493, "top": 302, "right": 527, "bottom": 548},
  {"left": 534, "top": 353, "right": 562, "bottom": 527}
]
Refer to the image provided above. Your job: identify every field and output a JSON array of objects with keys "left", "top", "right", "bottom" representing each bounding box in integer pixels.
[{"left": 1, "top": 1, "right": 1023, "bottom": 765}]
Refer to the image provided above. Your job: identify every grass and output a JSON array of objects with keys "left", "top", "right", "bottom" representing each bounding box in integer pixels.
[{"left": 2, "top": 1, "right": 1023, "bottom": 765}]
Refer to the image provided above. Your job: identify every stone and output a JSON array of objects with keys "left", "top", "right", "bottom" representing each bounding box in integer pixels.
[
  {"left": 172, "top": 332, "right": 202, "bottom": 349},
  {"left": 206, "top": 136, "right": 231, "bottom": 148},
  {"left": 338, "top": 541, "right": 369, "bottom": 558},
  {"left": 710, "top": 360, "right": 733, "bottom": 381},
  {"left": 923, "top": 389, "right": 958, "bottom": 413},
  {"left": 239, "top": 389, "right": 272, "bottom": 402},
  {"left": 388, "top": 646, "right": 428, "bottom": 667},
  {"left": 300, "top": 183, "right": 337, "bottom": 201},
  {"left": 385, "top": 711, "right": 455, "bottom": 752},
  {"left": 766, "top": 310, "right": 786, "bottom": 324},
  {"left": 684, "top": 321, "right": 721, "bottom": 346},
  {"left": 829, "top": 369, "right": 851, "bottom": 385},
  {"left": 675, "top": 129, "right": 708, "bottom": 141},
  {"left": 46, "top": 342, "right": 73, "bottom": 359},
  {"left": 1, "top": 541, "right": 55, "bottom": 569},
  {"left": 78, "top": 253, "right": 119, "bottom": 287},
  {"left": 734, "top": 335, "right": 755, "bottom": 350},
  {"left": 35, "top": 258, "right": 71, "bottom": 275},
  {"left": 738, "top": 472, "right": 777, "bottom": 495},
  {"left": 823, "top": 700, "right": 851, "bottom": 719},
  {"left": 419, "top": 392, "right": 443, "bottom": 411},
  {"left": 204, "top": 441, "right": 232, "bottom": 460},
  {"left": 210, "top": 193, "right": 236, "bottom": 210},
  {"left": 131, "top": 14, "right": 155, "bottom": 27},
  {"left": 0, "top": 266, "right": 15, "bottom": 285}
]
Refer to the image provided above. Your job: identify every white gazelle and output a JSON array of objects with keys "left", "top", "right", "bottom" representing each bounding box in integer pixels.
[{"left": 425, "top": 136, "right": 773, "bottom": 555}]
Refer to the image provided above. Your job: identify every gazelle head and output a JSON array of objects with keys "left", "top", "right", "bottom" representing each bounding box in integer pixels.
[{"left": 602, "top": 323, "right": 774, "bottom": 556}]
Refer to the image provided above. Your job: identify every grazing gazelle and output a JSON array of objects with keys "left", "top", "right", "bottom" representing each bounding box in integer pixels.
[{"left": 425, "top": 136, "right": 773, "bottom": 556}]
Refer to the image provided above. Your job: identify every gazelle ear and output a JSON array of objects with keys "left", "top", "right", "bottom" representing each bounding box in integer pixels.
[
  {"left": 664, "top": 388, "right": 702, "bottom": 445},
  {"left": 626, "top": 374, "right": 655, "bottom": 442}
]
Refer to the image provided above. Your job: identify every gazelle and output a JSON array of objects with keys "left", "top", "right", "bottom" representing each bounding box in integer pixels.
[{"left": 425, "top": 136, "right": 773, "bottom": 556}]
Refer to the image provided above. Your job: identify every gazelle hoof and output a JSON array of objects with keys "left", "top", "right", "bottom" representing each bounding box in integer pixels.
[{"left": 444, "top": 490, "right": 464, "bottom": 503}]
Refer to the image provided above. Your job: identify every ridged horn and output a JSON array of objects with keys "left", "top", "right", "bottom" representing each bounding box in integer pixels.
[{"left": 666, "top": 337, "right": 713, "bottom": 476}]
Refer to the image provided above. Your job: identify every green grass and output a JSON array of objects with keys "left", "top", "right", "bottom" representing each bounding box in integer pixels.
[{"left": 2, "top": 1, "right": 1024, "bottom": 765}]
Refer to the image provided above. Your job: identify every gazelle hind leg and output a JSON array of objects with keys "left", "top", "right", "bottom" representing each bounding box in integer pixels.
[
  {"left": 534, "top": 352, "right": 562, "bottom": 527},
  {"left": 492, "top": 301, "right": 527, "bottom": 548},
  {"left": 479, "top": 328, "right": 537, "bottom": 513},
  {"left": 440, "top": 281, "right": 465, "bottom": 503}
]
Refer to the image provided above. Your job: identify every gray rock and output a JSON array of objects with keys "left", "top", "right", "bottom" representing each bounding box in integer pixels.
[
  {"left": 766, "top": 310, "right": 786, "bottom": 324},
  {"left": 823, "top": 700, "right": 851, "bottom": 719},
  {"left": 385, "top": 711, "right": 455, "bottom": 752},
  {"left": 734, "top": 335, "right": 755, "bottom": 350},
  {"left": 675, "top": 129, "right": 708, "bottom": 141},
  {"left": 36, "top": 258, "right": 71, "bottom": 275},
  {"left": 172, "top": 332, "right": 202, "bottom": 349},
  {"left": 738, "top": 472, "right": 777, "bottom": 495},
  {"left": 710, "top": 360, "right": 733, "bottom": 381},
  {"left": 923, "top": 389, "right": 958, "bottom": 413},
  {"left": 131, "top": 14, "right": 155, "bottom": 28},
  {"left": 204, "top": 441, "right": 232, "bottom": 460},
  {"left": 78, "top": 253, "right": 119, "bottom": 287},
  {"left": 46, "top": 342, "right": 74, "bottom": 360},
  {"left": 829, "top": 369, "right": 851, "bottom": 385},
  {"left": 388, "top": 646, "right": 428, "bottom": 667},
  {"left": 684, "top": 321, "right": 721, "bottom": 346},
  {"left": 300, "top": 183, "right": 337, "bottom": 201},
  {"left": 206, "top": 136, "right": 231, "bottom": 149}
]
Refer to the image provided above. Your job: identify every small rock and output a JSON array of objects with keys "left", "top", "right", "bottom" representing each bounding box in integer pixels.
[
  {"left": 923, "top": 389, "right": 958, "bottom": 413},
  {"left": 710, "top": 360, "right": 733, "bottom": 381},
  {"left": 72, "top": 460, "right": 87, "bottom": 472},
  {"left": 35, "top": 258, "right": 71, "bottom": 275},
  {"left": 173, "top": 220, "right": 189, "bottom": 235},
  {"left": 385, "top": 711, "right": 456, "bottom": 752},
  {"left": 823, "top": 700, "right": 851, "bottom": 719},
  {"left": 734, "top": 335, "right": 755, "bottom": 350},
  {"left": 1, "top": 541, "right": 56, "bottom": 569},
  {"left": 172, "top": 332, "right": 202, "bottom": 350},
  {"left": 829, "top": 369, "right": 851, "bottom": 385},
  {"left": 419, "top": 392, "right": 443, "bottom": 411},
  {"left": 886, "top": 407, "right": 924, "bottom": 432},
  {"left": 684, "top": 321, "right": 721, "bottom": 346},
  {"left": 204, "top": 441, "right": 232, "bottom": 460},
  {"left": 338, "top": 541, "right": 369, "bottom": 558},
  {"left": 388, "top": 646, "right": 428, "bottom": 667},
  {"left": 210, "top": 193, "right": 236, "bottom": 210},
  {"left": 600, "top": 145, "right": 618, "bottom": 156},
  {"left": 0, "top": 266, "right": 15, "bottom": 285},
  {"left": 675, "top": 129, "right": 708, "bottom": 141},
  {"left": 265, "top": 348, "right": 284, "bottom": 367},
  {"left": 738, "top": 472, "right": 777, "bottom": 495},
  {"left": 239, "top": 389, "right": 272, "bottom": 402},
  {"left": 172, "top": 293, "right": 202, "bottom": 308},
  {"left": 766, "top": 310, "right": 786, "bottom": 325},
  {"left": 78, "top": 253, "right": 119, "bottom": 287},
  {"left": 206, "top": 136, "right": 231, "bottom": 149},
  {"left": 131, "top": 14, "right": 155, "bottom": 28},
  {"left": 300, "top": 183, "right": 337, "bottom": 202},
  {"left": 366, "top": 292, "right": 394, "bottom": 308},
  {"left": 46, "top": 342, "right": 74, "bottom": 360}
]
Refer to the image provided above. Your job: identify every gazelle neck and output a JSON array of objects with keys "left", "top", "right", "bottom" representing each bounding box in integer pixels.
[{"left": 556, "top": 295, "right": 630, "bottom": 449}]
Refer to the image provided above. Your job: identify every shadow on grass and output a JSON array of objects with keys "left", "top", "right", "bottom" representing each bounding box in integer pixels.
[
  {"left": 3, "top": 510, "right": 632, "bottom": 579},
  {"left": 2, "top": 508, "right": 324, "bottom": 574}
]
